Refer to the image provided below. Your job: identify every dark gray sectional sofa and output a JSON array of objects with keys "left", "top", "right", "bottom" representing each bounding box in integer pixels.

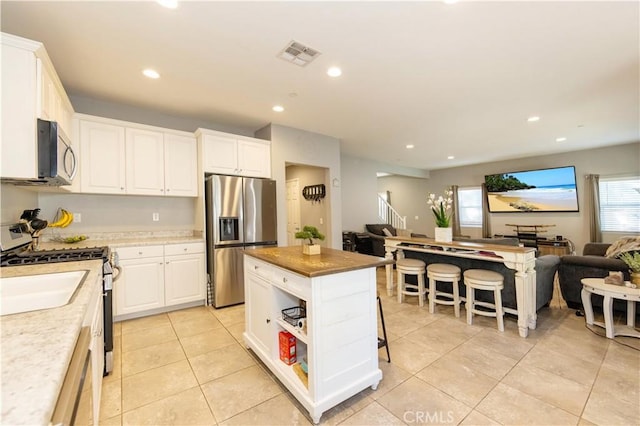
[{"left": 558, "top": 243, "right": 631, "bottom": 312}]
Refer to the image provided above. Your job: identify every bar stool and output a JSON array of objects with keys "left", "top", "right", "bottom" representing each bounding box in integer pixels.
[
  {"left": 396, "top": 258, "right": 427, "bottom": 306},
  {"left": 464, "top": 269, "right": 505, "bottom": 332},
  {"left": 426, "top": 263, "right": 462, "bottom": 317}
]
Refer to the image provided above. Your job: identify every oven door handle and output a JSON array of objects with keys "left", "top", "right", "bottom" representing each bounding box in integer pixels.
[{"left": 112, "top": 264, "right": 122, "bottom": 282}]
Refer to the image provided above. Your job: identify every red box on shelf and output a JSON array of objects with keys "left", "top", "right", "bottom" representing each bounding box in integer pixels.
[{"left": 279, "top": 331, "right": 297, "bottom": 365}]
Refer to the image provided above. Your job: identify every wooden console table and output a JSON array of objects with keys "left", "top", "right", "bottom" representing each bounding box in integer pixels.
[
  {"left": 537, "top": 239, "right": 572, "bottom": 256},
  {"left": 384, "top": 236, "right": 537, "bottom": 338},
  {"left": 505, "top": 224, "right": 555, "bottom": 248}
]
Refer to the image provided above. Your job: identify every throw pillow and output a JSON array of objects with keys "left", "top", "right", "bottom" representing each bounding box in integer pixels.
[
  {"left": 382, "top": 228, "right": 393, "bottom": 237},
  {"left": 605, "top": 236, "right": 640, "bottom": 258}
]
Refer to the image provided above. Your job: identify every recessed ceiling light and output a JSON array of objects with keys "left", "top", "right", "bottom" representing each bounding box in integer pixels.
[
  {"left": 447, "top": 156, "right": 455, "bottom": 160},
  {"left": 556, "top": 137, "right": 567, "bottom": 142},
  {"left": 327, "top": 67, "right": 342, "bottom": 77},
  {"left": 142, "top": 69, "right": 160, "bottom": 79},
  {"left": 157, "top": 0, "right": 178, "bottom": 9},
  {"left": 272, "top": 105, "right": 284, "bottom": 112},
  {"left": 527, "top": 116, "right": 540, "bottom": 122},
  {"left": 406, "top": 144, "right": 414, "bottom": 149}
]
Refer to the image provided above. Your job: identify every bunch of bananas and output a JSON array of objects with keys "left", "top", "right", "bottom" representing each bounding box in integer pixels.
[{"left": 49, "top": 208, "right": 74, "bottom": 228}]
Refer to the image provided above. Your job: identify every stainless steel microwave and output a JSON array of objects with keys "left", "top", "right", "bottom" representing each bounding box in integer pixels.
[{"left": 36, "top": 118, "right": 77, "bottom": 186}]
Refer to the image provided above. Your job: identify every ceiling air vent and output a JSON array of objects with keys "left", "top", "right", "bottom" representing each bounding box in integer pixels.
[{"left": 277, "top": 40, "right": 321, "bottom": 67}]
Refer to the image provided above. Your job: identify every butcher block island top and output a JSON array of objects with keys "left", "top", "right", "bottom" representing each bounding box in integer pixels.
[{"left": 245, "top": 246, "right": 392, "bottom": 277}]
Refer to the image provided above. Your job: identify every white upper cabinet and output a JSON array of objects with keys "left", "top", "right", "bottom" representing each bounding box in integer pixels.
[
  {"left": 164, "top": 134, "right": 198, "bottom": 196},
  {"left": 1, "top": 32, "right": 74, "bottom": 181},
  {"left": 126, "top": 128, "right": 165, "bottom": 196},
  {"left": 202, "top": 134, "right": 238, "bottom": 175},
  {"left": 80, "top": 120, "right": 126, "bottom": 194},
  {"left": 38, "top": 60, "right": 73, "bottom": 136},
  {"left": 78, "top": 115, "right": 197, "bottom": 197},
  {"left": 198, "top": 129, "right": 271, "bottom": 178},
  {"left": 1, "top": 35, "right": 37, "bottom": 180},
  {"left": 237, "top": 139, "right": 271, "bottom": 178}
]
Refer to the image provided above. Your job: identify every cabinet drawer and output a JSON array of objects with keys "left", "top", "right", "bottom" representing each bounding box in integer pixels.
[
  {"left": 164, "top": 242, "right": 205, "bottom": 256},
  {"left": 116, "top": 245, "right": 164, "bottom": 259},
  {"left": 272, "top": 267, "right": 310, "bottom": 299},
  {"left": 245, "top": 256, "right": 272, "bottom": 281}
]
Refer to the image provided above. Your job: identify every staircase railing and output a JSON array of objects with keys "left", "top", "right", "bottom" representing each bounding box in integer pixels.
[{"left": 378, "top": 194, "right": 406, "bottom": 230}]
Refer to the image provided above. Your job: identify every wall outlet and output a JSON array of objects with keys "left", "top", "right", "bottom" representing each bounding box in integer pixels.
[
  {"left": 73, "top": 213, "right": 82, "bottom": 223},
  {"left": 414, "top": 215, "right": 419, "bottom": 220},
  {"left": 319, "top": 218, "right": 323, "bottom": 225},
  {"left": 152, "top": 213, "right": 160, "bottom": 222}
]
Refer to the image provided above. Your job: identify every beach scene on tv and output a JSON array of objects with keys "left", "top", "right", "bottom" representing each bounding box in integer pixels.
[{"left": 485, "top": 166, "right": 579, "bottom": 212}]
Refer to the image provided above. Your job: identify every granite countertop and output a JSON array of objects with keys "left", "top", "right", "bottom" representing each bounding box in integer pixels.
[
  {"left": 245, "top": 246, "right": 392, "bottom": 278},
  {"left": 0, "top": 260, "right": 103, "bottom": 425},
  {"left": 37, "top": 235, "right": 204, "bottom": 251}
]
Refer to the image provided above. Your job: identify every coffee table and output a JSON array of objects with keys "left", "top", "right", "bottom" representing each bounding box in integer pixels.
[{"left": 581, "top": 278, "right": 640, "bottom": 339}]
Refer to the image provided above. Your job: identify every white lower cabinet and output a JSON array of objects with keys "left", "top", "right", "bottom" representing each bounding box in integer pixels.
[
  {"left": 243, "top": 256, "right": 381, "bottom": 424},
  {"left": 164, "top": 243, "right": 206, "bottom": 306},
  {"left": 115, "top": 243, "right": 205, "bottom": 319}
]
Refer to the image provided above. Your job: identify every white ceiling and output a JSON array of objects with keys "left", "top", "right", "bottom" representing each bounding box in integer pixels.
[{"left": 2, "top": 1, "right": 638, "bottom": 172}]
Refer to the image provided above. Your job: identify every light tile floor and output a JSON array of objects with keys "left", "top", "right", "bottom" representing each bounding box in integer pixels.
[{"left": 99, "top": 269, "right": 640, "bottom": 425}]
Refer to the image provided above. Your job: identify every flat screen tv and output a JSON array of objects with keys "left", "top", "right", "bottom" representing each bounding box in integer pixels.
[{"left": 485, "top": 166, "right": 579, "bottom": 213}]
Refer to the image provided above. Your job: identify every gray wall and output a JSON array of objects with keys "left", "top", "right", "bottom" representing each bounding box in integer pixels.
[
  {"left": 70, "top": 95, "right": 255, "bottom": 136},
  {"left": 340, "top": 155, "right": 380, "bottom": 232},
  {"left": 1, "top": 184, "right": 39, "bottom": 224},
  {"left": 259, "top": 124, "right": 342, "bottom": 249},
  {"left": 377, "top": 175, "right": 431, "bottom": 234},
  {"left": 36, "top": 193, "right": 196, "bottom": 236}
]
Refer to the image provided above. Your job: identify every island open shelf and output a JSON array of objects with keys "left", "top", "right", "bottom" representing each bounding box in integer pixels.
[{"left": 243, "top": 246, "right": 390, "bottom": 424}]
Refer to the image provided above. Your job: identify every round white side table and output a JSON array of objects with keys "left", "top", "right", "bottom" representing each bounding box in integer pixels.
[{"left": 581, "top": 278, "right": 640, "bottom": 339}]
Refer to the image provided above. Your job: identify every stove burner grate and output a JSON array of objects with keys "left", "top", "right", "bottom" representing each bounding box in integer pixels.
[{"left": 1, "top": 247, "right": 109, "bottom": 266}]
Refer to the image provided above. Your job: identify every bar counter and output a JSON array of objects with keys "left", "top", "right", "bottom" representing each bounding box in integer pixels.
[{"left": 384, "top": 236, "right": 537, "bottom": 337}]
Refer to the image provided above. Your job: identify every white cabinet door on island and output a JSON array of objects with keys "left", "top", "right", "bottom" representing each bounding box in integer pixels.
[{"left": 243, "top": 247, "right": 389, "bottom": 424}]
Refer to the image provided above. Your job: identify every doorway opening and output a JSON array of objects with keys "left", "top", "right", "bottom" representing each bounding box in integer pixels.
[{"left": 285, "top": 163, "right": 331, "bottom": 247}]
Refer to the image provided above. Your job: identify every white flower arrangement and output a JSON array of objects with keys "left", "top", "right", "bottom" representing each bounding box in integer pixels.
[{"left": 427, "top": 189, "right": 453, "bottom": 228}]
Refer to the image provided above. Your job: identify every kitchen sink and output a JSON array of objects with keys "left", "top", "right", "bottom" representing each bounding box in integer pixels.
[{"left": 0, "top": 270, "right": 88, "bottom": 316}]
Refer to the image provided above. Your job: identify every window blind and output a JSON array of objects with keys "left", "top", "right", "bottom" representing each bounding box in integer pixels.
[{"left": 599, "top": 176, "right": 640, "bottom": 233}]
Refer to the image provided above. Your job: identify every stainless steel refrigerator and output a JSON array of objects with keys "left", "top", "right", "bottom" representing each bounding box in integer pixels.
[{"left": 205, "top": 175, "right": 277, "bottom": 307}]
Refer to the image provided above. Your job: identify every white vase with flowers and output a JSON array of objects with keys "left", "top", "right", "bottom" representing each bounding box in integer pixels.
[{"left": 428, "top": 189, "right": 453, "bottom": 243}]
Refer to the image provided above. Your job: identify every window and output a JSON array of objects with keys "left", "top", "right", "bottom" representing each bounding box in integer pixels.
[
  {"left": 599, "top": 176, "right": 640, "bottom": 233},
  {"left": 457, "top": 186, "right": 482, "bottom": 227}
]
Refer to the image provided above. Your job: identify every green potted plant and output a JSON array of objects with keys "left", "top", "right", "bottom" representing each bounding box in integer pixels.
[
  {"left": 619, "top": 252, "right": 640, "bottom": 285},
  {"left": 295, "top": 225, "right": 325, "bottom": 255}
]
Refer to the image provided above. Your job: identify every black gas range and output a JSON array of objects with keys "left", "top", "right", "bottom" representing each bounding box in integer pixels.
[
  {"left": 0, "top": 223, "right": 117, "bottom": 375},
  {"left": 0, "top": 246, "right": 110, "bottom": 266}
]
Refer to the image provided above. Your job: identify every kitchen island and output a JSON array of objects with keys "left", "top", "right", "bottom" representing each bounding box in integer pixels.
[
  {"left": 243, "top": 246, "right": 391, "bottom": 424},
  {"left": 384, "top": 236, "right": 537, "bottom": 337}
]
